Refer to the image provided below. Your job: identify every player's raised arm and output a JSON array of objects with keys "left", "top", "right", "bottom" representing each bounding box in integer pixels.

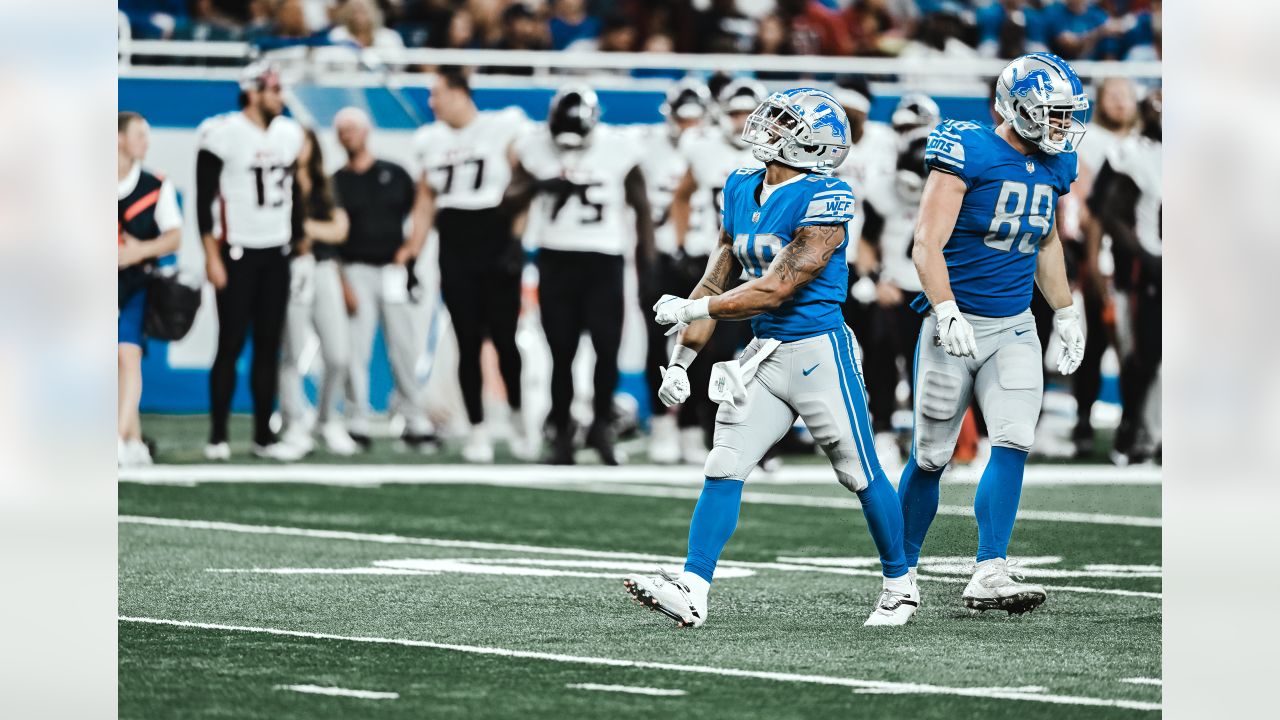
[
  {"left": 672, "top": 228, "right": 740, "bottom": 351},
  {"left": 707, "top": 221, "right": 846, "bottom": 320}
]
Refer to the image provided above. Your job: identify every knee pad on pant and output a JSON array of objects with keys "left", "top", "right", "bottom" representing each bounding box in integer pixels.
[
  {"left": 827, "top": 443, "right": 868, "bottom": 492},
  {"left": 986, "top": 344, "right": 1041, "bottom": 453},
  {"left": 703, "top": 425, "right": 756, "bottom": 480},
  {"left": 915, "top": 364, "right": 965, "bottom": 471}
]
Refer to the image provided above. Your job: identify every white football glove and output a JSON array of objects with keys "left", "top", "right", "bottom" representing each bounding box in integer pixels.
[
  {"left": 1053, "top": 305, "right": 1085, "bottom": 375},
  {"left": 657, "top": 365, "right": 691, "bottom": 407},
  {"left": 933, "top": 300, "right": 977, "bottom": 358},
  {"left": 653, "top": 294, "right": 712, "bottom": 336}
]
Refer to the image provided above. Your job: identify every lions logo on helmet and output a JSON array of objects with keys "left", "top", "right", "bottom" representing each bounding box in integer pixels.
[
  {"left": 741, "top": 87, "right": 852, "bottom": 175},
  {"left": 994, "top": 53, "right": 1090, "bottom": 155}
]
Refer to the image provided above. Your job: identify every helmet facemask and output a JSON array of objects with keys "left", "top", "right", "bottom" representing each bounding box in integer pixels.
[
  {"left": 1006, "top": 99, "right": 1089, "bottom": 155},
  {"left": 741, "top": 93, "right": 847, "bottom": 175},
  {"left": 994, "top": 54, "right": 1091, "bottom": 155}
]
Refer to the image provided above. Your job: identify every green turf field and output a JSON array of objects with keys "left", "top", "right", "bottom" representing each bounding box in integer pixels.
[{"left": 119, "top": 423, "right": 1161, "bottom": 719}]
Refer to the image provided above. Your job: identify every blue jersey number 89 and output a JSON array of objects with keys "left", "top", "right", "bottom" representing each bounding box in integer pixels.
[
  {"left": 984, "top": 181, "right": 1055, "bottom": 254},
  {"left": 733, "top": 233, "right": 784, "bottom": 277}
]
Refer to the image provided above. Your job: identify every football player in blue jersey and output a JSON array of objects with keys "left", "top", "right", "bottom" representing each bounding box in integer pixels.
[
  {"left": 623, "top": 88, "right": 917, "bottom": 628},
  {"left": 896, "top": 53, "right": 1089, "bottom": 615}
]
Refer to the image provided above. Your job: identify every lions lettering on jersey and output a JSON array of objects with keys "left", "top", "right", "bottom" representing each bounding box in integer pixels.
[
  {"left": 415, "top": 107, "right": 529, "bottom": 211},
  {"left": 914, "top": 119, "right": 1077, "bottom": 317},
  {"left": 722, "top": 168, "right": 856, "bottom": 341},
  {"left": 197, "top": 112, "right": 305, "bottom": 248}
]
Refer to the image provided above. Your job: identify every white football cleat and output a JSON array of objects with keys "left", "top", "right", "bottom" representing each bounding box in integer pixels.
[
  {"left": 648, "top": 414, "right": 680, "bottom": 464},
  {"left": 321, "top": 422, "right": 359, "bottom": 456},
  {"left": 623, "top": 569, "right": 707, "bottom": 628},
  {"left": 864, "top": 580, "right": 920, "bottom": 627},
  {"left": 462, "top": 425, "right": 495, "bottom": 464},
  {"left": 252, "top": 441, "right": 308, "bottom": 462},
  {"left": 679, "top": 426, "right": 706, "bottom": 465},
  {"left": 203, "top": 442, "right": 231, "bottom": 462},
  {"left": 962, "top": 558, "right": 1047, "bottom": 615}
]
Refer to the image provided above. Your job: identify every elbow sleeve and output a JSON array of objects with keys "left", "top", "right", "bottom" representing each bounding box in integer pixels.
[{"left": 195, "top": 150, "right": 223, "bottom": 236}]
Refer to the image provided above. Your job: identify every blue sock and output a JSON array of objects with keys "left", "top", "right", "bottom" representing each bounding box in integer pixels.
[
  {"left": 897, "top": 453, "right": 944, "bottom": 568},
  {"left": 855, "top": 470, "right": 908, "bottom": 579},
  {"left": 683, "top": 478, "right": 745, "bottom": 583},
  {"left": 974, "top": 446, "right": 1029, "bottom": 562}
]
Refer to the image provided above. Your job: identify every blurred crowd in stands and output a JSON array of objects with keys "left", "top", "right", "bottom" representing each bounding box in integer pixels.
[{"left": 121, "top": 0, "right": 1160, "bottom": 63}]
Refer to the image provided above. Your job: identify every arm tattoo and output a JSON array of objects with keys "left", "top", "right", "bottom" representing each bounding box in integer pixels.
[
  {"left": 696, "top": 230, "right": 737, "bottom": 295},
  {"left": 770, "top": 224, "right": 844, "bottom": 288}
]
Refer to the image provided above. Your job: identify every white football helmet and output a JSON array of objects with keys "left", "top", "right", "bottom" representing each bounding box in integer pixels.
[
  {"left": 716, "top": 78, "right": 767, "bottom": 149},
  {"left": 741, "top": 87, "right": 851, "bottom": 175},
  {"left": 993, "top": 52, "right": 1090, "bottom": 155}
]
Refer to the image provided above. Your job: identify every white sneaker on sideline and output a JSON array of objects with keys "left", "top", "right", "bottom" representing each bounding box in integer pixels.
[
  {"left": 679, "top": 427, "right": 705, "bottom": 465},
  {"left": 623, "top": 569, "right": 707, "bottom": 628},
  {"left": 962, "top": 558, "right": 1047, "bottom": 615},
  {"left": 864, "top": 578, "right": 920, "bottom": 627},
  {"left": 126, "top": 440, "right": 153, "bottom": 467},
  {"left": 282, "top": 425, "right": 315, "bottom": 455},
  {"left": 874, "top": 432, "right": 902, "bottom": 473},
  {"left": 507, "top": 410, "right": 538, "bottom": 461},
  {"left": 204, "top": 442, "right": 231, "bottom": 462},
  {"left": 252, "top": 441, "right": 308, "bottom": 462},
  {"left": 462, "top": 425, "right": 495, "bottom": 464},
  {"left": 648, "top": 414, "right": 680, "bottom": 464},
  {"left": 321, "top": 422, "right": 359, "bottom": 456}
]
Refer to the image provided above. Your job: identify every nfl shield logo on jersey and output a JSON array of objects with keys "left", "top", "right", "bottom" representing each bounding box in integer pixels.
[
  {"left": 752, "top": 211, "right": 760, "bottom": 222},
  {"left": 1026, "top": 160, "right": 1035, "bottom": 173}
]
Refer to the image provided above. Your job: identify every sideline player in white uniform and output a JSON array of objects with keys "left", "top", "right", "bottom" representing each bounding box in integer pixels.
[
  {"left": 896, "top": 54, "right": 1088, "bottom": 615},
  {"left": 411, "top": 68, "right": 534, "bottom": 463},
  {"left": 634, "top": 80, "right": 712, "bottom": 464},
  {"left": 665, "top": 78, "right": 765, "bottom": 463},
  {"left": 507, "top": 85, "right": 655, "bottom": 465},
  {"left": 196, "top": 62, "right": 307, "bottom": 462},
  {"left": 625, "top": 87, "right": 918, "bottom": 628},
  {"left": 1092, "top": 89, "right": 1161, "bottom": 465}
]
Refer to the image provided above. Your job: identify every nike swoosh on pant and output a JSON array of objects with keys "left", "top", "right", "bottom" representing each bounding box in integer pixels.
[{"left": 802, "top": 364, "right": 820, "bottom": 376}]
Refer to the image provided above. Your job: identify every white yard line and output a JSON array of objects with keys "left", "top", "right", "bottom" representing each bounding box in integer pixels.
[
  {"left": 565, "top": 683, "right": 687, "bottom": 697},
  {"left": 275, "top": 684, "right": 399, "bottom": 700},
  {"left": 118, "top": 463, "right": 1161, "bottom": 486},
  {"left": 118, "top": 515, "right": 1162, "bottom": 600},
  {"left": 554, "top": 482, "right": 1162, "bottom": 528},
  {"left": 1120, "top": 678, "right": 1163, "bottom": 686},
  {"left": 120, "top": 617, "right": 1159, "bottom": 712}
]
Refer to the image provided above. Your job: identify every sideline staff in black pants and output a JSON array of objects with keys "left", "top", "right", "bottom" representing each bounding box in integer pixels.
[{"left": 196, "top": 63, "right": 306, "bottom": 461}]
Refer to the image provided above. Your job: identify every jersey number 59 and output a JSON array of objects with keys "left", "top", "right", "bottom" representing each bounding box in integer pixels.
[{"left": 984, "top": 181, "right": 1054, "bottom": 254}]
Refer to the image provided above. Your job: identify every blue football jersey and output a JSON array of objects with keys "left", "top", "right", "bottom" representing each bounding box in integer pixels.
[
  {"left": 911, "top": 119, "right": 1078, "bottom": 318},
  {"left": 722, "top": 167, "right": 855, "bottom": 341}
]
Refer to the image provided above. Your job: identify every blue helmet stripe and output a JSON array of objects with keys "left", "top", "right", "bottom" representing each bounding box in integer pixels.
[{"left": 1029, "top": 52, "right": 1084, "bottom": 95}]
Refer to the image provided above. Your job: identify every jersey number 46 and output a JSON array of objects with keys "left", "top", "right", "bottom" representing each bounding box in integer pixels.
[{"left": 984, "top": 180, "right": 1054, "bottom": 254}]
